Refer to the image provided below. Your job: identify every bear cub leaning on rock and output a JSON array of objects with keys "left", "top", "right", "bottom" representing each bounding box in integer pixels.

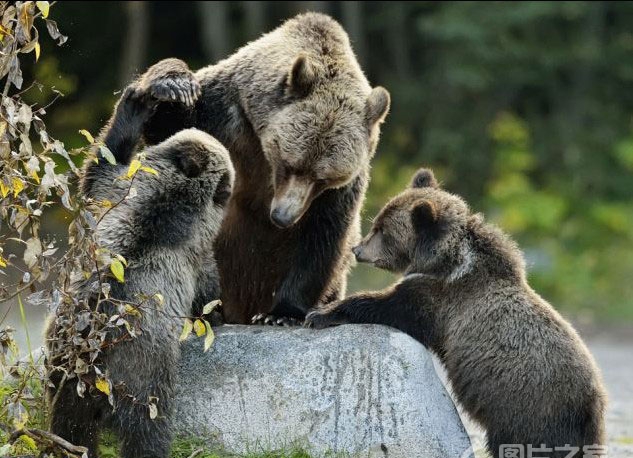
[
  {"left": 306, "top": 168, "right": 607, "bottom": 458},
  {"left": 45, "top": 76, "right": 233, "bottom": 458}
]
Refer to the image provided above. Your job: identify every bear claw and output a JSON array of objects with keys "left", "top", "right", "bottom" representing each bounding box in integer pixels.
[
  {"left": 148, "top": 75, "right": 201, "bottom": 107},
  {"left": 251, "top": 314, "right": 302, "bottom": 327}
]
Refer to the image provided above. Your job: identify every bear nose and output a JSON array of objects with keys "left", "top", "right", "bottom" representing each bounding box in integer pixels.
[
  {"left": 352, "top": 245, "right": 362, "bottom": 260},
  {"left": 270, "top": 207, "right": 294, "bottom": 228}
]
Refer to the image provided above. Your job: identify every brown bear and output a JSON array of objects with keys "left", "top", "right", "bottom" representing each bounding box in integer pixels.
[
  {"left": 126, "top": 13, "right": 390, "bottom": 324},
  {"left": 305, "top": 168, "right": 607, "bottom": 458},
  {"left": 46, "top": 78, "right": 233, "bottom": 458}
]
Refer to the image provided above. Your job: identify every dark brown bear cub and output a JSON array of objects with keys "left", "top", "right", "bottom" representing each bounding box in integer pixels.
[{"left": 305, "top": 168, "right": 607, "bottom": 458}]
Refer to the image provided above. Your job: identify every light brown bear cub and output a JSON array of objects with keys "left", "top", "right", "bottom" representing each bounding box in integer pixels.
[{"left": 306, "top": 168, "right": 607, "bottom": 458}]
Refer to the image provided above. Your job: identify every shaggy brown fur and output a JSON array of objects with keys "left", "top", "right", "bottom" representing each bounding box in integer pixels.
[
  {"left": 306, "top": 168, "right": 607, "bottom": 458},
  {"left": 129, "top": 13, "right": 390, "bottom": 324},
  {"left": 46, "top": 76, "right": 233, "bottom": 458}
]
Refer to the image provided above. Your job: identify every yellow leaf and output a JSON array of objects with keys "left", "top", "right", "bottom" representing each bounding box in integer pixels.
[
  {"left": 154, "top": 293, "right": 164, "bottom": 305},
  {"left": 34, "top": 41, "right": 40, "bottom": 61},
  {"left": 125, "top": 304, "right": 141, "bottom": 317},
  {"left": 114, "top": 253, "right": 128, "bottom": 267},
  {"left": 78, "top": 129, "right": 94, "bottom": 144},
  {"left": 95, "top": 377, "right": 110, "bottom": 395},
  {"left": 0, "top": 181, "right": 9, "bottom": 198},
  {"left": 0, "top": 25, "right": 9, "bottom": 41},
  {"left": 100, "top": 199, "right": 113, "bottom": 208},
  {"left": 0, "top": 257, "right": 6, "bottom": 268},
  {"left": 30, "top": 170, "right": 39, "bottom": 184},
  {"left": 203, "top": 320, "right": 215, "bottom": 352},
  {"left": 110, "top": 259, "right": 125, "bottom": 283},
  {"left": 193, "top": 319, "right": 206, "bottom": 337},
  {"left": 179, "top": 319, "right": 193, "bottom": 342},
  {"left": 140, "top": 166, "right": 159, "bottom": 176},
  {"left": 36, "top": 1, "right": 50, "bottom": 18},
  {"left": 127, "top": 159, "right": 141, "bottom": 178},
  {"left": 12, "top": 177, "right": 24, "bottom": 197}
]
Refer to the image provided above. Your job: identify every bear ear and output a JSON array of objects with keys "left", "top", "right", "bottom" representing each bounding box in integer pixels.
[
  {"left": 288, "top": 54, "right": 317, "bottom": 96},
  {"left": 411, "top": 168, "right": 438, "bottom": 189},
  {"left": 365, "top": 87, "right": 391, "bottom": 127},
  {"left": 411, "top": 200, "right": 438, "bottom": 230}
]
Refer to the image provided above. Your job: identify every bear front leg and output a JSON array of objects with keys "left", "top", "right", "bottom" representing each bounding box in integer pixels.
[
  {"left": 304, "top": 291, "right": 393, "bottom": 330},
  {"left": 253, "top": 176, "right": 366, "bottom": 326},
  {"left": 305, "top": 280, "right": 430, "bottom": 340},
  {"left": 133, "top": 58, "right": 200, "bottom": 145},
  {"left": 47, "top": 377, "right": 102, "bottom": 458}
]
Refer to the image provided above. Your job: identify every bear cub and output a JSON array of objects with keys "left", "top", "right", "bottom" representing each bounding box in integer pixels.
[
  {"left": 45, "top": 77, "right": 233, "bottom": 458},
  {"left": 306, "top": 168, "right": 607, "bottom": 458}
]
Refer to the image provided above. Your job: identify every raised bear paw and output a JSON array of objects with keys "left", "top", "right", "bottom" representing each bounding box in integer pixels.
[
  {"left": 140, "top": 58, "right": 201, "bottom": 107},
  {"left": 147, "top": 73, "right": 201, "bottom": 107},
  {"left": 251, "top": 314, "right": 303, "bottom": 327}
]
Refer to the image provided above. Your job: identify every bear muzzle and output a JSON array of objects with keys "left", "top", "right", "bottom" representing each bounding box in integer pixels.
[
  {"left": 270, "top": 176, "right": 315, "bottom": 228},
  {"left": 352, "top": 232, "right": 383, "bottom": 264}
]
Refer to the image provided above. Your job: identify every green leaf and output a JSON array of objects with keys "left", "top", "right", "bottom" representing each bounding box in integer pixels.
[
  {"left": 179, "top": 319, "right": 193, "bottom": 342},
  {"left": 99, "top": 145, "right": 116, "bottom": 165},
  {"left": 79, "top": 129, "right": 94, "bottom": 144},
  {"left": 203, "top": 320, "right": 215, "bottom": 352},
  {"left": 110, "top": 259, "right": 125, "bottom": 283}
]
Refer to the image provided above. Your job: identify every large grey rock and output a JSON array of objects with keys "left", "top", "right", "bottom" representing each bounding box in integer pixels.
[{"left": 174, "top": 324, "right": 472, "bottom": 458}]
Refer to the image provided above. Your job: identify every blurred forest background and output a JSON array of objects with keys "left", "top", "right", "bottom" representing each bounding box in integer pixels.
[{"left": 4, "top": 1, "right": 633, "bottom": 347}]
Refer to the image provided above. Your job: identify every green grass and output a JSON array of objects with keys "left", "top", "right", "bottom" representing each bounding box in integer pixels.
[{"left": 99, "top": 433, "right": 327, "bottom": 458}]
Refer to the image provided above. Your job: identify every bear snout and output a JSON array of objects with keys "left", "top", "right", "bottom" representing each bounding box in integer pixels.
[
  {"left": 353, "top": 244, "right": 375, "bottom": 263},
  {"left": 352, "top": 245, "right": 362, "bottom": 259},
  {"left": 270, "top": 176, "right": 315, "bottom": 228},
  {"left": 270, "top": 205, "right": 296, "bottom": 228}
]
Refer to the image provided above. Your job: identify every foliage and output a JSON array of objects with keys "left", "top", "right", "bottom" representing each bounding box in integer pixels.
[
  {"left": 0, "top": 2, "right": 214, "bottom": 455},
  {"left": 359, "top": 1, "right": 633, "bottom": 320}
]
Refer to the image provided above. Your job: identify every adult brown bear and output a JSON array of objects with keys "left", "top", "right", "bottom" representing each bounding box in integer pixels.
[{"left": 133, "top": 13, "right": 390, "bottom": 324}]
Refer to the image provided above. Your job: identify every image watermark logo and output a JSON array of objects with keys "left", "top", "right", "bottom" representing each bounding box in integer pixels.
[{"left": 499, "top": 444, "right": 608, "bottom": 458}]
